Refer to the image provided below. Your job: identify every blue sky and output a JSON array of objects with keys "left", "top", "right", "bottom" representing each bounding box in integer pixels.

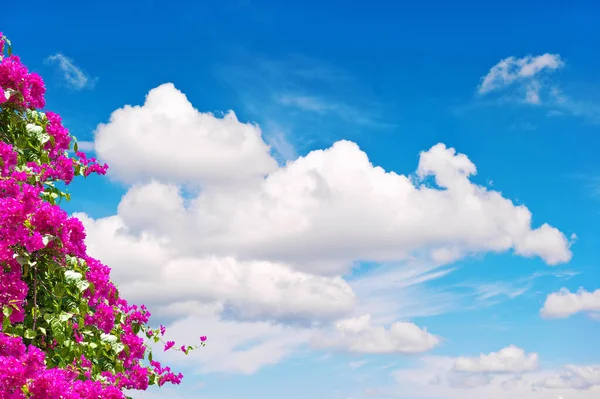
[{"left": 3, "top": 1, "right": 600, "bottom": 398}]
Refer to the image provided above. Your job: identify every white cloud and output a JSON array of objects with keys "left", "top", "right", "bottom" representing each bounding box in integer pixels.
[
  {"left": 77, "top": 212, "right": 356, "bottom": 323},
  {"left": 548, "top": 87, "right": 600, "bottom": 124},
  {"left": 478, "top": 54, "right": 564, "bottom": 94},
  {"left": 349, "top": 264, "right": 461, "bottom": 323},
  {"left": 92, "top": 87, "right": 572, "bottom": 274},
  {"left": 470, "top": 282, "right": 529, "bottom": 301},
  {"left": 45, "top": 53, "right": 95, "bottom": 90},
  {"left": 218, "top": 53, "right": 389, "bottom": 137},
  {"left": 262, "top": 121, "right": 297, "bottom": 161},
  {"left": 477, "top": 54, "right": 600, "bottom": 123},
  {"left": 277, "top": 93, "right": 381, "bottom": 126},
  {"left": 525, "top": 80, "right": 541, "bottom": 104},
  {"left": 94, "top": 83, "right": 278, "bottom": 186},
  {"left": 537, "top": 365, "right": 600, "bottom": 390},
  {"left": 540, "top": 288, "right": 600, "bottom": 319},
  {"left": 348, "top": 360, "right": 369, "bottom": 369},
  {"left": 278, "top": 94, "right": 334, "bottom": 113},
  {"left": 392, "top": 355, "right": 600, "bottom": 399},
  {"left": 75, "top": 140, "right": 95, "bottom": 152},
  {"left": 452, "top": 345, "right": 539, "bottom": 373},
  {"left": 152, "top": 313, "right": 311, "bottom": 375},
  {"left": 82, "top": 83, "right": 574, "bottom": 373},
  {"left": 312, "top": 314, "right": 439, "bottom": 354}
]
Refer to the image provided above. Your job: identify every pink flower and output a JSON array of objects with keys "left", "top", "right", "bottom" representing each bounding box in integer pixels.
[{"left": 163, "top": 341, "right": 175, "bottom": 352}]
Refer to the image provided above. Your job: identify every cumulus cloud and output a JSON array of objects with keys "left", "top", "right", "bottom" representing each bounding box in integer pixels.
[
  {"left": 537, "top": 365, "right": 600, "bottom": 390},
  {"left": 478, "top": 54, "right": 564, "bottom": 95},
  {"left": 393, "top": 355, "right": 600, "bottom": 399},
  {"left": 45, "top": 53, "right": 96, "bottom": 90},
  {"left": 91, "top": 86, "right": 572, "bottom": 275},
  {"left": 77, "top": 212, "right": 355, "bottom": 323},
  {"left": 81, "top": 83, "right": 574, "bottom": 372},
  {"left": 452, "top": 345, "right": 539, "bottom": 374},
  {"left": 94, "top": 83, "right": 277, "bottom": 186},
  {"left": 541, "top": 288, "right": 600, "bottom": 319},
  {"left": 312, "top": 314, "right": 439, "bottom": 354}
]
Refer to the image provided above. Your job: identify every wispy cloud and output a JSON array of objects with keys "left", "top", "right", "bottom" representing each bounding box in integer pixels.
[
  {"left": 478, "top": 54, "right": 564, "bottom": 101},
  {"left": 45, "top": 53, "right": 96, "bottom": 90},
  {"left": 260, "top": 121, "right": 297, "bottom": 162},
  {"left": 75, "top": 140, "right": 95, "bottom": 152},
  {"left": 475, "top": 53, "right": 600, "bottom": 123},
  {"left": 349, "top": 264, "right": 461, "bottom": 323},
  {"left": 348, "top": 360, "right": 369, "bottom": 370},
  {"left": 277, "top": 94, "right": 334, "bottom": 113},
  {"left": 216, "top": 52, "right": 393, "bottom": 160},
  {"left": 471, "top": 282, "right": 530, "bottom": 301},
  {"left": 277, "top": 93, "right": 390, "bottom": 127},
  {"left": 547, "top": 87, "right": 600, "bottom": 124},
  {"left": 564, "top": 173, "right": 600, "bottom": 200}
]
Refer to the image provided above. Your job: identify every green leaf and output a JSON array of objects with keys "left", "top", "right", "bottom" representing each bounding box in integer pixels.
[
  {"left": 111, "top": 342, "right": 125, "bottom": 354},
  {"left": 25, "top": 123, "right": 43, "bottom": 135},
  {"left": 76, "top": 279, "right": 90, "bottom": 293},
  {"left": 58, "top": 312, "right": 73, "bottom": 323},
  {"left": 65, "top": 269, "right": 83, "bottom": 282},
  {"left": 24, "top": 329, "right": 37, "bottom": 339},
  {"left": 100, "top": 333, "right": 118, "bottom": 344},
  {"left": 3, "top": 306, "right": 13, "bottom": 318},
  {"left": 14, "top": 254, "right": 28, "bottom": 266}
]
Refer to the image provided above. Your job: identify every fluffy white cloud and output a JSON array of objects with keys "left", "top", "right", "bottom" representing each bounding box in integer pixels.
[
  {"left": 452, "top": 345, "right": 539, "bottom": 373},
  {"left": 478, "top": 54, "right": 564, "bottom": 94},
  {"left": 91, "top": 87, "right": 572, "bottom": 275},
  {"left": 312, "top": 314, "right": 439, "bottom": 354},
  {"left": 540, "top": 288, "right": 600, "bottom": 319},
  {"left": 77, "top": 213, "right": 355, "bottom": 323},
  {"left": 537, "top": 365, "right": 600, "bottom": 390},
  {"left": 82, "top": 83, "right": 574, "bottom": 373},
  {"left": 94, "top": 83, "right": 277, "bottom": 186},
  {"left": 392, "top": 355, "right": 600, "bottom": 399}
]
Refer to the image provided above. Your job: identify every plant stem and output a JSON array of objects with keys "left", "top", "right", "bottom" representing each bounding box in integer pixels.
[{"left": 32, "top": 265, "right": 37, "bottom": 332}]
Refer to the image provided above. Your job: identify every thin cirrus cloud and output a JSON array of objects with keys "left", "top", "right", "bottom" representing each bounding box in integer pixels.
[
  {"left": 477, "top": 53, "right": 600, "bottom": 123},
  {"left": 215, "top": 53, "right": 392, "bottom": 161},
  {"left": 45, "top": 53, "right": 96, "bottom": 90},
  {"left": 477, "top": 53, "right": 564, "bottom": 100},
  {"left": 277, "top": 93, "right": 390, "bottom": 127}
]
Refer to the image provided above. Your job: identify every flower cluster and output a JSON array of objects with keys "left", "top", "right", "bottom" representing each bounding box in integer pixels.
[{"left": 0, "top": 33, "right": 205, "bottom": 398}]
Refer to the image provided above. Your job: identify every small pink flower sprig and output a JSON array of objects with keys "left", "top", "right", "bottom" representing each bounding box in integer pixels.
[{"left": 145, "top": 324, "right": 207, "bottom": 355}]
